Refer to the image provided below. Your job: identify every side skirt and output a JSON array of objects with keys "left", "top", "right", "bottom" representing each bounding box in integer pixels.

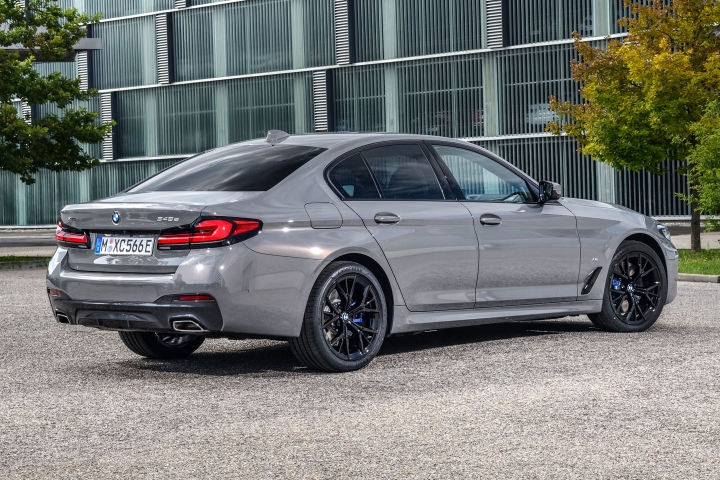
[{"left": 390, "top": 300, "right": 603, "bottom": 335}]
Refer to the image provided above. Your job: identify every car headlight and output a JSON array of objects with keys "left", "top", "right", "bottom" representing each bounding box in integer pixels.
[{"left": 657, "top": 224, "right": 671, "bottom": 242}]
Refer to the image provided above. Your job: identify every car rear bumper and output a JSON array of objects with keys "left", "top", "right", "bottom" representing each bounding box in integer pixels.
[
  {"left": 46, "top": 244, "right": 323, "bottom": 338},
  {"left": 48, "top": 295, "right": 224, "bottom": 333}
]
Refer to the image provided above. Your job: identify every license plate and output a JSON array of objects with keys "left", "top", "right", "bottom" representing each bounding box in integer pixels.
[{"left": 95, "top": 236, "right": 154, "bottom": 256}]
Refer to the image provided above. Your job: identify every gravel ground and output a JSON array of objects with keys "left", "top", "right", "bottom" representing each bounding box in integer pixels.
[{"left": 1, "top": 269, "right": 719, "bottom": 479}]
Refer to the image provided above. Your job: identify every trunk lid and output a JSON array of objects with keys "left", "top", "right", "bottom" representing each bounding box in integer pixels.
[{"left": 60, "top": 192, "right": 262, "bottom": 274}]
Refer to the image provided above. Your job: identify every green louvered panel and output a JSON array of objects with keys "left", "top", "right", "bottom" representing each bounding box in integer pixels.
[
  {"left": 0, "top": 159, "right": 183, "bottom": 226},
  {"left": 172, "top": 0, "right": 334, "bottom": 82},
  {"left": 332, "top": 65, "right": 386, "bottom": 132},
  {"left": 114, "top": 73, "right": 314, "bottom": 159},
  {"left": 353, "top": 0, "right": 484, "bottom": 62},
  {"left": 496, "top": 43, "right": 581, "bottom": 136},
  {"left": 615, "top": 164, "right": 690, "bottom": 217},
  {"left": 226, "top": 73, "right": 314, "bottom": 142},
  {"left": 33, "top": 61, "right": 77, "bottom": 79},
  {"left": 397, "top": 55, "right": 483, "bottom": 138},
  {"left": 332, "top": 57, "right": 482, "bottom": 137},
  {"left": 505, "top": 0, "right": 593, "bottom": 46},
  {"left": 89, "top": 17, "right": 157, "bottom": 89},
  {"left": 56, "top": 0, "right": 174, "bottom": 19}
]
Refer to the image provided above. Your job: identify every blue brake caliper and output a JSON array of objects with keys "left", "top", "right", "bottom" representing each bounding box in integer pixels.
[{"left": 611, "top": 278, "right": 622, "bottom": 291}]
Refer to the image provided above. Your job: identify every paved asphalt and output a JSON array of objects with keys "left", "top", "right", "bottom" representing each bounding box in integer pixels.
[{"left": 1, "top": 269, "right": 719, "bottom": 479}]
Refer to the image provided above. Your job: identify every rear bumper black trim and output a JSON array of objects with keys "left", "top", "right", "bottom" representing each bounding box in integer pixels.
[{"left": 49, "top": 296, "right": 224, "bottom": 333}]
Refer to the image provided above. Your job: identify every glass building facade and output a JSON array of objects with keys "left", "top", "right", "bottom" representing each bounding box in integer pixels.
[{"left": 1, "top": 0, "right": 689, "bottom": 226}]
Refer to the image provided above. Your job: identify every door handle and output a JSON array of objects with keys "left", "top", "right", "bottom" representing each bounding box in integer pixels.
[
  {"left": 479, "top": 214, "right": 502, "bottom": 226},
  {"left": 374, "top": 212, "right": 401, "bottom": 225}
]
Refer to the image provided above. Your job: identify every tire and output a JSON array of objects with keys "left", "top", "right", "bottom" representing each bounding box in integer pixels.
[
  {"left": 588, "top": 240, "right": 668, "bottom": 333},
  {"left": 118, "top": 331, "right": 205, "bottom": 359},
  {"left": 290, "top": 261, "right": 388, "bottom": 372}
]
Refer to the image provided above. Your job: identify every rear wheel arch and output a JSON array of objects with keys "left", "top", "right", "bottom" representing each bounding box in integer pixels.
[{"left": 332, "top": 253, "right": 396, "bottom": 337}]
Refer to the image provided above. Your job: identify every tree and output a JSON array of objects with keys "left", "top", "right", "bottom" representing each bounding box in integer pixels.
[
  {"left": 547, "top": 0, "right": 720, "bottom": 252},
  {"left": 688, "top": 101, "right": 720, "bottom": 231},
  {"left": 0, "top": 0, "right": 112, "bottom": 185}
]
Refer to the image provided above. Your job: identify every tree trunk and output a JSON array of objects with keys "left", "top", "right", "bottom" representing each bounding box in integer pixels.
[{"left": 690, "top": 183, "right": 701, "bottom": 252}]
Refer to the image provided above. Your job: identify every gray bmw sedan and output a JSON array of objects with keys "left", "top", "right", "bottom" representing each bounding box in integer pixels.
[{"left": 47, "top": 132, "right": 678, "bottom": 372}]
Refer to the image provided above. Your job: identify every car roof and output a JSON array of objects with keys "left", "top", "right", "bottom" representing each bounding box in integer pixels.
[{"left": 228, "top": 132, "right": 473, "bottom": 151}]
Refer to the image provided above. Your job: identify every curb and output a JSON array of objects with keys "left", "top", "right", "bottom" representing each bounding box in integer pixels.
[
  {"left": 678, "top": 273, "right": 720, "bottom": 284},
  {"left": 0, "top": 260, "right": 50, "bottom": 271}
]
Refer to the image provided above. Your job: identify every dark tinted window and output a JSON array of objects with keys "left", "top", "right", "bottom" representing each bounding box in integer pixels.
[
  {"left": 432, "top": 145, "right": 533, "bottom": 203},
  {"left": 130, "top": 144, "right": 326, "bottom": 192},
  {"left": 328, "top": 154, "right": 381, "bottom": 199},
  {"left": 363, "top": 145, "right": 444, "bottom": 200}
]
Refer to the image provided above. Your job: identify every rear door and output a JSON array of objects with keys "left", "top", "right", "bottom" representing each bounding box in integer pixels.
[
  {"left": 328, "top": 143, "right": 479, "bottom": 312},
  {"left": 428, "top": 143, "right": 581, "bottom": 307}
]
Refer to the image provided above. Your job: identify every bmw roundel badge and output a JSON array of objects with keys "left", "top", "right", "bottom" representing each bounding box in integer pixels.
[{"left": 112, "top": 211, "right": 121, "bottom": 225}]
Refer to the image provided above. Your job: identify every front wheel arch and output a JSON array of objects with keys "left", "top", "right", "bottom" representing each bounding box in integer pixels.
[{"left": 621, "top": 232, "right": 667, "bottom": 273}]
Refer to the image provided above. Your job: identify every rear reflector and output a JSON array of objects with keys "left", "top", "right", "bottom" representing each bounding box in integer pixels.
[
  {"left": 48, "top": 289, "right": 60, "bottom": 297},
  {"left": 56, "top": 222, "right": 88, "bottom": 247},
  {"left": 158, "top": 218, "right": 261, "bottom": 248},
  {"left": 178, "top": 295, "right": 214, "bottom": 302}
]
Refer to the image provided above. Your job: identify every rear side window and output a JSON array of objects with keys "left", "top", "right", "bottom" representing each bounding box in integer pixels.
[
  {"left": 362, "top": 145, "right": 444, "bottom": 200},
  {"left": 129, "top": 144, "right": 326, "bottom": 192},
  {"left": 327, "top": 154, "right": 381, "bottom": 199}
]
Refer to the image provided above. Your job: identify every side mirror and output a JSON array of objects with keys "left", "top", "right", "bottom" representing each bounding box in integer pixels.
[{"left": 538, "top": 181, "right": 562, "bottom": 203}]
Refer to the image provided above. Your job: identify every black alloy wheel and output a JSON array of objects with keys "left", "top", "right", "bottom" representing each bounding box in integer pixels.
[
  {"left": 321, "top": 273, "right": 382, "bottom": 361},
  {"left": 608, "top": 251, "right": 663, "bottom": 325},
  {"left": 290, "top": 261, "right": 388, "bottom": 372},
  {"left": 589, "top": 240, "right": 668, "bottom": 333}
]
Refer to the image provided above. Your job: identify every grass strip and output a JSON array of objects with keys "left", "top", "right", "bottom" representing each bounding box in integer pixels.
[
  {"left": 0, "top": 256, "right": 51, "bottom": 263},
  {"left": 678, "top": 249, "right": 720, "bottom": 275}
]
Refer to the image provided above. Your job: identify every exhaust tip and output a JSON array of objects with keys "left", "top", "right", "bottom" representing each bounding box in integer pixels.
[
  {"left": 56, "top": 313, "right": 70, "bottom": 324},
  {"left": 172, "top": 319, "right": 207, "bottom": 333}
]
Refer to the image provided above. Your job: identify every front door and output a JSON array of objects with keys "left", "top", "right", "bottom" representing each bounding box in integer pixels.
[
  {"left": 327, "top": 143, "right": 479, "bottom": 312},
  {"left": 428, "top": 143, "right": 581, "bottom": 307}
]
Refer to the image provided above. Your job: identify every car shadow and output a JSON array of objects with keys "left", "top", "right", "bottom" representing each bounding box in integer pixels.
[
  {"left": 114, "top": 319, "right": 597, "bottom": 377},
  {"left": 117, "top": 342, "right": 304, "bottom": 377},
  {"left": 379, "top": 319, "right": 596, "bottom": 357}
]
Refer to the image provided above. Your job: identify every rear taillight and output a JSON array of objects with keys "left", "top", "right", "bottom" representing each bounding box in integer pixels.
[
  {"left": 177, "top": 294, "right": 214, "bottom": 302},
  {"left": 55, "top": 222, "right": 89, "bottom": 248},
  {"left": 157, "top": 218, "right": 261, "bottom": 250}
]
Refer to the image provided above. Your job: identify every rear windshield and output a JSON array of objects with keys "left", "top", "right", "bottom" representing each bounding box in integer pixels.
[{"left": 129, "top": 144, "right": 326, "bottom": 193}]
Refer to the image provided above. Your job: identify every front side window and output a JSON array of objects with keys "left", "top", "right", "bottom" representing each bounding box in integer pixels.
[
  {"left": 362, "top": 145, "right": 444, "bottom": 200},
  {"left": 432, "top": 145, "right": 534, "bottom": 203},
  {"left": 129, "top": 144, "right": 325, "bottom": 192},
  {"left": 327, "top": 154, "right": 381, "bottom": 199}
]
